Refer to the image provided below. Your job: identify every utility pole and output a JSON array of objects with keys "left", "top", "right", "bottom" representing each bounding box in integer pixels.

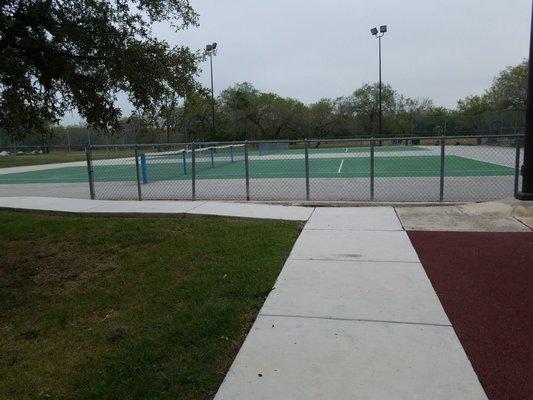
[{"left": 517, "top": 2, "right": 533, "bottom": 200}]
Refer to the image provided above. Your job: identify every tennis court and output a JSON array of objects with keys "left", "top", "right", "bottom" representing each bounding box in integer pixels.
[
  {"left": 0, "top": 147, "right": 514, "bottom": 183},
  {"left": 0, "top": 137, "right": 521, "bottom": 202}
]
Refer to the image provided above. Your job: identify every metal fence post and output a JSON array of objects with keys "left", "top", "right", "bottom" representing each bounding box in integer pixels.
[
  {"left": 134, "top": 145, "right": 142, "bottom": 201},
  {"left": 439, "top": 136, "right": 446, "bottom": 201},
  {"left": 85, "top": 144, "right": 95, "bottom": 200},
  {"left": 514, "top": 136, "right": 521, "bottom": 196},
  {"left": 304, "top": 139, "right": 310, "bottom": 201},
  {"left": 191, "top": 143, "right": 196, "bottom": 200},
  {"left": 244, "top": 141, "right": 250, "bottom": 201},
  {"left": 370, "top": 138, "right": 375, "bottom": 201}
]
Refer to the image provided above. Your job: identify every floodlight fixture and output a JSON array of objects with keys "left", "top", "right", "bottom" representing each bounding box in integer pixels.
[
  {"left": 380, "top": 25, "right": 387, "bottom": 33},
  {"left": 371, "top": 27, "right": 378, "bottom": 36}
]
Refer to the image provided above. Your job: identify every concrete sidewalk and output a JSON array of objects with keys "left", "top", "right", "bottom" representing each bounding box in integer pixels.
[
  {"left": 397, "top": 198, "right": 533, "bottom": 231},
  {"left": 0, "top": 160, "right": 87, "bottom": 175},
  {"left": 214, "top": 207, "right": 488, "bottom": 400},
  {"left": 1, "top": 196, "right": 522, "bottom": 398},
  {"left": 0, "top": 196, "right": 312, "bottom": 221}
]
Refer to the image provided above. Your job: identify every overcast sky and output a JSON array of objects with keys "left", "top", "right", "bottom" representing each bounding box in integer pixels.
[{"left": 64, "top": 0, "right": 531, "bottom": 124}]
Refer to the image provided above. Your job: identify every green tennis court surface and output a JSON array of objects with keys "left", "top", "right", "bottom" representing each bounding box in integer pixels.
[
  {"left": 260, "top": 145, "right": 427, "bottom": 155},
  {"left": 0, "top": 155, "right": 514, "bottom": 184}
]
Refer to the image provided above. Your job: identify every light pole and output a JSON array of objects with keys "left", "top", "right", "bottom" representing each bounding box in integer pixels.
[
  {"left": 517, "top": 3, "right": 533, "bottom": 200},
  {"left": 206, "top": 42, "right": 218, "bottom": 137},
  {"left": 371, "top": 25, "right": 387, "bottom": 136}
]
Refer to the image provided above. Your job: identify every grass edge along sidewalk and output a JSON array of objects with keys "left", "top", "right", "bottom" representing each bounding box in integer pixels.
[{"left": 0, "top": 211, "right": 302, "bottom": 399}]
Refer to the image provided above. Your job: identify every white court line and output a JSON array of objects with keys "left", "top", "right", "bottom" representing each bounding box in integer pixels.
[
  {"left": 336, "top": 149, "right": 348, "bottom": 173},
  {"left": 337, "top": 159, "right": 345, "bottom": 174}
]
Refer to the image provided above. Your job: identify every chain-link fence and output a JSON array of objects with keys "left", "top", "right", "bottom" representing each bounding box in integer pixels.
[
  {"left": 86, "top": 134, "right": 523, "bottom": 202},
  {"left": 412, "top": 109, "right": 525, "bottom": 137}
]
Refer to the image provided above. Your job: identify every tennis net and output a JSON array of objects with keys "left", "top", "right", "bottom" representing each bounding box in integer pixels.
[
  {"left": 139, "top": 144, "right": 245, "bottom": 184},
  {"left": 258, "top": 142, "right": 290, "bottom": 156}
]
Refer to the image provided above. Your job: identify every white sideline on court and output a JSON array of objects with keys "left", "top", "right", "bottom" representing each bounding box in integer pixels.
[
  {"left": 0, "top": 196, "right": 313, "bottom": 221},
  {"left": 214, "top": 207, "right": 488, "bottom": 400}
]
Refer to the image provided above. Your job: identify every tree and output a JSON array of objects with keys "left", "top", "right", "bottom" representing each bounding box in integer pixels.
[
  {"left": 308, "top": 100, "right": 335, "bottom": 138},
  {"left": 486, "top": 59, "right": 527, "bottom": 110},
  {"left": 219, "top": 83, "right": 259, "bottom": 140},
  {"left": 457, "top": 95, "right": 491, "bottom": 114},
  {"left": 457, "top": 59, "right": 528, "bottom": 113},
  {"left": 178, "top": 92, "right": 212, "bottom": 142},
  {"left": 393, "top": 95, "right": 434, "bottom": 135},
  {"left": 337, "top": 83, "right": 405, "bottom": 135},
  {"left": 0, "top": 0, "right": 201, "bottom": 139}
]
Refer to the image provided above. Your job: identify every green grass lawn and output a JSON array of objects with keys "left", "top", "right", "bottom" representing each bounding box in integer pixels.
[
  {"left": 0, "top": 150, "right": 126, "bottom": 169},
  {"left": 0, "top": 151, "right": 88, "bottom": 168},
  {"left": 0, "top": 211, "right": 302, "bottom": 399}
]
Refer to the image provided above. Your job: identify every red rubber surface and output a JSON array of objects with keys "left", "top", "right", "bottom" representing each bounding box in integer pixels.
[{"left": 408, "top": 231, "right": 533, "bottom": 400}]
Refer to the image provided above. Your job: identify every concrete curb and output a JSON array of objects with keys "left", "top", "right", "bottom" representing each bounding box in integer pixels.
[{"left": 0, "top": 197, "right": 313, "bottom": 221}]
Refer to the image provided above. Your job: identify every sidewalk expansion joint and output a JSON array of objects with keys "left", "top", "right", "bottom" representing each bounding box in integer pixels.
[
  {"left": 393, "top": 206, "right": 406, "bottom": 231},
  {"left": 289, "top": 257, "right": 421, "bottom": 264},
  {"left": 259, "top": 313, "right": 452, "bottom": 328},
  {"left": 306, "top": 207, "right": 317, "bottom": 222},
  {"left": 182, "top": 201, "right": 208, "bottom": 212},
  {"left": 303, "top": 228, "right": 404, "bottom": 232}
]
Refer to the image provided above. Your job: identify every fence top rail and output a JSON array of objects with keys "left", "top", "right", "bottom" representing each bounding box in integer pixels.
[{"left": 87, "top": 133, "right": 524, "bottom": 149}]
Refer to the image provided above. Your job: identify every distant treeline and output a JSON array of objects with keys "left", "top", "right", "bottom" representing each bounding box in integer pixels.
[{"left": 0, "top": 60, "right": 527, "bottom": 149}]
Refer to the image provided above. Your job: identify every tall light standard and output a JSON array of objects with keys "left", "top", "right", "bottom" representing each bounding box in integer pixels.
[
  {"left": 206, "top": 42, "right": 218, "bottom": 136},
  {"left": 371, "top": 25, "right": 387, "bottom": 136}
]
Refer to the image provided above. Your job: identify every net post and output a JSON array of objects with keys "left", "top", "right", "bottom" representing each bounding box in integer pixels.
[
  {"left": 244, "top": 141, "right": 250, "bottom": 201},
  {"left": 210, "top": 147, "right": 215, "bottom": 168},
  {"left": 370, "top": 138, "right": 375, "bottom": 201},
  {"left": 439, "top": 136, "right": 445, "bottom": 202},
  {"left": 85, "top": 144, "right": 95, "bottom": 200},
  {"left": 192, "top": 143, "right": 196, "bottom": 201},
  {"left": 514, "top": 136, "right": 521, "bottom": 196},
  {"left": 230, "top": 145, "right": 234, "bottom": 162},
  {"left": 304, "top": 139, "right": 310, "bottom": 201},
  {"left": 182, "top": 150, "right": 187, "bottom": 175},
  {"left": 140, "top": 153, "right": 148, "bottom": 184},
  {"left": 134, "top": 145, "right": 142, "bottom": 201}
]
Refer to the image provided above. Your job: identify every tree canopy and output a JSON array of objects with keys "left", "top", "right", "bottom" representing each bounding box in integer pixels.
[
  {"left": 0, "top": 0, "right": 201, "bottom": 138},
  {"left": 457, "top": 59, "right": 527, "bottom": 113}
]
